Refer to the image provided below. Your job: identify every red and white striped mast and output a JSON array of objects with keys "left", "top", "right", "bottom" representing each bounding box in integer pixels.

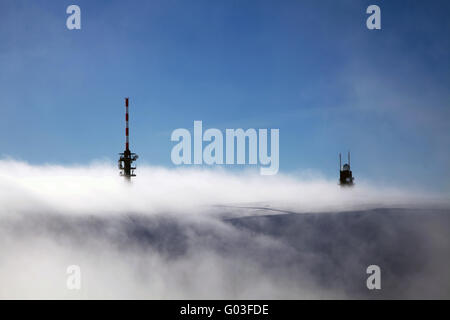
[
  {"left": 118, "top": 97, "right": 138, "bottom": 179},
  {"left": 125, "top": 97, "right": 129, "bottom": 151}
]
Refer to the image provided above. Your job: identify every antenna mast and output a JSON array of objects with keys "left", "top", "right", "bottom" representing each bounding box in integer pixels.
[
  {"left": 118, "top": 97, "right": 138, "bottom": 180},
  {"left": 348, "top": 151, "right": 350, "bottom": 168}
]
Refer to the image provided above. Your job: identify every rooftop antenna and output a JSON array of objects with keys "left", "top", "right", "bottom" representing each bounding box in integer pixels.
[
  {"left": 348, "top": 151, "right": 350, "bottom": 168},
  {"left": 118, "top": 97, "right": 138, "bottom": 180}
]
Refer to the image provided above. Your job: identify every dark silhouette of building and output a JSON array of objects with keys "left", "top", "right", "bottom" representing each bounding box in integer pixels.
[{"left": 339, "top": 152, "right": 354, "bottom": 186}]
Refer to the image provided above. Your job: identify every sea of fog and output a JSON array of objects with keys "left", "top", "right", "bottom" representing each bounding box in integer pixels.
[{"left": 0, "top": 160, "right": 449, "bottom": 299}]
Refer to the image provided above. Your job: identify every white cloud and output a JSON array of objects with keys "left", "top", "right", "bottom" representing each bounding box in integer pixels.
[
  {"left": 0, "top": 159, "right": 449, "bottom": 299},
  {"left": 0, "top": 159, "right": 444, "bottom": 217}
]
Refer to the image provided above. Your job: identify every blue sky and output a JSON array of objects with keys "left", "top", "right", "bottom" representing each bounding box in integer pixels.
[{"left": 0, "top": 0, "right": 449, "bottom": 190}]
